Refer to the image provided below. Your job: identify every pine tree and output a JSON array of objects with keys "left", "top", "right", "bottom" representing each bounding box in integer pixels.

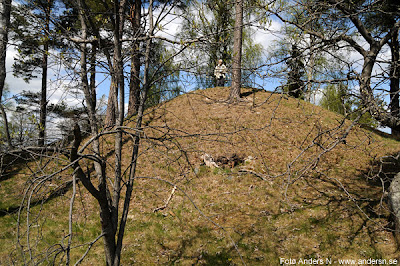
[
  {"left": 286, "top": 45, "right": 305, "bottom": 98},
  {"left": 11, "top": 0, "right": 58, "bottom": 145}
]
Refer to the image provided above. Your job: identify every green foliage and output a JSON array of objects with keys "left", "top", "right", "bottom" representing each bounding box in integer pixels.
[
  {"left": 145, "top": 41, "right": 183, "bottom": 108},
  {"left": 319, "top": 83, "right": 379, "bottom": 128},
  {"left": 14, "top": 90, "right": 81, "bottom": 118},
  {"left": 0, "top": 89, "right": 88, "bottom": 147},
  {"left": 285, "top": 45, "right": 305, "bottom": 98},
  {"left": 349, "top": 101, "right": 380, "bottom": 129},
  {"left": 319, "top": 83, "right": 350, "bottom": 115},
  {"left": 10, "top": 0, "right": 57, "bottom": 82},
  {"left": 178, "top": 0, "right": 264, "bottom": 88},
  {"left": 242, "top": 29, "right": 264, "bottom": 88},
  {"left": 0, "top": 87, "right": 38, "bottom": 147},
  {"left": 268, "top": 1, "right": 349, "bottom": 101},
  {"left": 178, "top": 0, "right": 234, "bottom": 88}
]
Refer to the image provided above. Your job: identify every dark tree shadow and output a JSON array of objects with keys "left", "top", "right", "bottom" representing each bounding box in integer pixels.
[
  {"left": 286, "top": 150, "right": 400, "bottom": 259},
  {"left": 240, "top": 88, "right": 264, "bottom": 98},
  {"left": 0, "top": 179, "right": 73, "bottom": 217}
]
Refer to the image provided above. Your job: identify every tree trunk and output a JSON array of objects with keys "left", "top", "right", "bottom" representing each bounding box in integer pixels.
[
  {"left": 38, "top": 6, "right": 50, "bottom": 146},
  {"left": 360, "top": 51, "right": 377, "bottom": 107},
  {"left": 389, "top": 28, "right": 400, "bottom": 137},
  {"left": 75, "top": 2, "right": 116, "bottom": 264},
  {"left": 359, "top": 45, "right": 400, "bottom": 129},
  {"left": 0, "top": 0, "right": 11, "bottom": 103},
  {"left": 306, "top": 35, "right": 315, "bottom": 102},
  {"left": 89, "top": 42, "right": 97, "bottom": 111},
  {"left": 111, "top": 0, "right": 126, "bottom": 261},
  {"left": 127, "top": 0, "right": 141, "bottom": 117},
  {"left": 105, "top": 78, "right": 118, "bottom": 127},
  {"left": 0, "top": 0, "right": 11, "bottom": 148},
  {"left": 228, "top": 0, "right": 243, "bottom": 102},
  {"left": 0, "top": 104, "right": 12, "bottom": 147},
  {"left": 99, "top": 202, "right": 117, "bottom": 266},
  {"left": 38, "top": 45, "right": 48, "bottom": 146}
]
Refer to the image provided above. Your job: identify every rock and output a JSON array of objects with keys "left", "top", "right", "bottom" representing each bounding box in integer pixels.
[
  {"left": 200, "top": 153, "right": 219, "bottom": 168},
  {"left": 245, "top": 155, "right": 255, "bottom": 164},
  {"left": 389, "top": 172, "right": 400, "bottom": 246},
  {"left": 194, "top": 167, "right": 200, "bottom": 174}
]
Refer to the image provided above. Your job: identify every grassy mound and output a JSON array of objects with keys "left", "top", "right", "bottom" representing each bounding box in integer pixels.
[{"left": 1, "top": 87, "right": 399, "bottom": 265}]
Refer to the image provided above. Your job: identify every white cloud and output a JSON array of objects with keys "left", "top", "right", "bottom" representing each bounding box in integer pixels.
[
  {"left": 5, "top": 46, "right": 42, "bottom": 95},
  {"left": 252, "top": 20, "right": 283, "bottom": 51},
  {"left": 154, "top": 12, "right": 183, "bottom": 41}
]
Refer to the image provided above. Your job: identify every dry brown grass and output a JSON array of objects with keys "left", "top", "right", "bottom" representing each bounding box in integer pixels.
[{"left": 1, "top": 87, "right": 400, "bottom": 265}]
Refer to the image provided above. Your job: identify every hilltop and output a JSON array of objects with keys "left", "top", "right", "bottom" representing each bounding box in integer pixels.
[{"left": 1, "top": 87, "right": 400, "bottom": 265}]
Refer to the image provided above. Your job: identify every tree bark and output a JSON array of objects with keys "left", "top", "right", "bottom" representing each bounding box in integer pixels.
[
  {"left": 38, "top": 4, "right": 51, "bottom": 146},
  {"left": 306, "top": 35, "right": 315, "bottom": 102},
  {"left": 0, "top": 0, "right": 11, "bottom": 148},
  {"left": 0, "top": 0, "right": 14, "bottom": 148},
  {"left": 89, "top": 42, "right": 97, "bottom": 111},
  {"left": 110, "top": 0, "right": 127, "bottom": 263},
  {"left": 127, "top": 0, "right": 141, "bottom": 117},
  {"left": 334, "top": 2, "right": 400, "bottom": 129},
  {"left": 105, "top": 77, "right": 118, "bottom": 127},
  {"left": 0, "top": 0, "right": 11, "bottom": 103},
  {"left": 228, "top": 0, "right": 243, "bottom": 102},
  {"left": 0, "top": 104, "right": 12, "bottom": 147},
  {"left": 75, "top": 1, "right": 116, "bottom": 264},
  {"left": 113, "top": 1, "right": 153, "bottom": 264}
]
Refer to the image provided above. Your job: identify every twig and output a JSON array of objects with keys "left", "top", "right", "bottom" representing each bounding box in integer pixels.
[
  {"left": 238, "top": 168, "right": 267, "bottom": 181},
  {"left": 74, "top": 233, "right": 105, "bottom": 266},
  {"left": 153, "top": 186, "right": 176, "bottom": 212}
]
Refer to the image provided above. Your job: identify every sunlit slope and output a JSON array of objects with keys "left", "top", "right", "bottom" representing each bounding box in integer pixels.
[{"left": 1, "top": 87, "right": 399, "bottom": 265}]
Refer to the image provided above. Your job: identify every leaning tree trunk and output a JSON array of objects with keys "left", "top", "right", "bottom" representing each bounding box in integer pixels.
[
  {"left": 228, "top": 0, "right": 243, "bottom": 102},
  {"left": 389, "top": 27, "right": 400, "bottom": 137},
  {"left": 0, "top": 0, "right": 11, "bottom": 102}
]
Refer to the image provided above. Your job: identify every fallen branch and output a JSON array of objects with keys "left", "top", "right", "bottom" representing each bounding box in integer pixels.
[
  {"left": 153, "top": 186, "right": 177, "bottom": 212},
  {"left": 239, "top": 168, "right": 267, "bottom": 181}
]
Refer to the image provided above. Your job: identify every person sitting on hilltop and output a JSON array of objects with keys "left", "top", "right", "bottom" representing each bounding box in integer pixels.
[{"left": 214, "top": 59, "right": 227, "bottom": 87}]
